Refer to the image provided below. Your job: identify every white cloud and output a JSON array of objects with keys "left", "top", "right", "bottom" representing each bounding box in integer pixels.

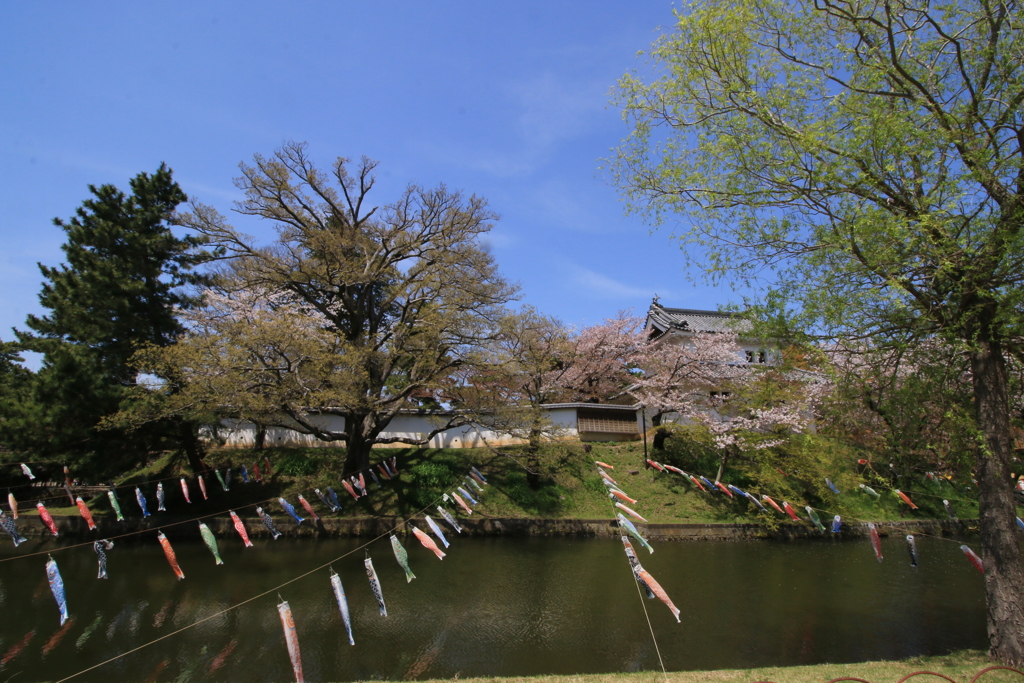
[
  {"left": 569, "top": 264, "right": 663, "bottom": 300},
  {"left": 420, "top": 72, "right": 608, "bottom": 179}
]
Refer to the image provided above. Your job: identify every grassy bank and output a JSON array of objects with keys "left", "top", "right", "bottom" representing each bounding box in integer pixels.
[
  {"left": 404, "top": 650, "right": 1021, "bottom": 683},
  {"left": 29, "top": 438, "right": 990, "bottom": 527}
]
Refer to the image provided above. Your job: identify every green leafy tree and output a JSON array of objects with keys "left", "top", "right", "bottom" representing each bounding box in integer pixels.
[
  {"left": 613, "top": 0, "right": 1024, "bottom": 663},
  {"left": 165, "top": 142, "right": 518, "bottom": 474},
  {"left": 8, "top": 165, "right": 210, "bottom": 476}
]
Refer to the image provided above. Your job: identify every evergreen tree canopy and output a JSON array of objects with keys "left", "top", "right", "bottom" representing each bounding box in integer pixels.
[{"left": 5, "top": 165, "right": 211, "bottom": 476}]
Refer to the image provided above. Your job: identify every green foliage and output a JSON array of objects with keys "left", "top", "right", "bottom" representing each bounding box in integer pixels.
[
  {"left": 657, "top": 424, "right": 721, "bottom": 476},
  {"left": 613, "top": 3, "right": 1024, "bottom": 658},
  {"left": 499, "top": 469, "right": 565, "bottom": 516},
  {"left": 274, "top": 452, "right": 318, "bottom": 477},
  {"left": 406, "top": 453, "right": 464, "bottom": 508},
  {"left": 163, "top": 143, "right": 517, "bottom": 474},
  {"left": 5, "top": 165, "right": 211, "bottom": 478}
]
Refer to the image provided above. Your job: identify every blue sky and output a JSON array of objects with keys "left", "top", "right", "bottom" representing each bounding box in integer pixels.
[{"left": 1, "top": 2, "right": 745, "bottom": 355}]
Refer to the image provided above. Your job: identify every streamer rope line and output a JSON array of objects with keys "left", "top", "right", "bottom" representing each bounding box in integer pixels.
[
  {"left": 50, "top": 473, "right": 473, "bottom": 682},
  {"left": 0, "top": 456, "right": 403, "bottom": 563},
  {"left": 0, "top": 493, "right": 285, "bottom": 563},
  {"left": 4, "top": 459, "right": 295, "bottom": 508},
  {"left": 620, "top": 532, "right": 669, "bottom": 683},
  {"left": 1, "top": 468, "right": 253, "bottom": 509}
]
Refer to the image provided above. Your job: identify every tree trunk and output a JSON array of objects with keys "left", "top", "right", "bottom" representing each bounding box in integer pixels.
[
  {"left": 176, "top": 419, "right": 208, "bottom": 475},
  {"left": 970, "top": 340, "right": 1024, "bottom": 666},
  {"left": 525, "top": 446, "right": 542, "bottom": 489},
  {"left": 254, "top": 423, "right": 267, "bottom": 450},
  {"left": 715, "top": 448, "right": 730, "bottom": 483},
  {"left": 343, "top": 413, "right": 373, "bottom": 475}
]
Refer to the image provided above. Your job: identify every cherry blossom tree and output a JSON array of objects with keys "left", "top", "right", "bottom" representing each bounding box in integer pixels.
[
  {"left": 450, "top": 310, "right": 645, "bottom": 484},
  {"left": 631, "top": 330, "right": 823, "bottom": 481}
]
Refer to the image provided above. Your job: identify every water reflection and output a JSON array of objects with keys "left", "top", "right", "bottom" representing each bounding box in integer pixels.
[{"left": 0, "top": 534, "right": 990, "bottom": 682}]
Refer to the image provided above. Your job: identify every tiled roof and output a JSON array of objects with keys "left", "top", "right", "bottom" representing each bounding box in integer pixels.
[{"left": 645, "top": 301, "right": 752, "bottom": 337}]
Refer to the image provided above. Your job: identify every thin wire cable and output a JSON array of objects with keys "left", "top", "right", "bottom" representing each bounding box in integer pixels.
[{"left": 51, "top": 472, "right": 471, "bottom": 682}]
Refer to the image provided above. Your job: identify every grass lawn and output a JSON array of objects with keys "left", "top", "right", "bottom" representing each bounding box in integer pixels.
[{"left": 403, "top": 650, "right": 1021, "bottom": 683}]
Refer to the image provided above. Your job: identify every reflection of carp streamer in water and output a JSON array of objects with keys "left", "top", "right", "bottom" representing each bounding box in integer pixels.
[
  {"left": 404, "top": 629, "right": 448, "bottom": 680},
  {"left": 1, "top": 629, "right": 35, "bottom": 667},
  {"left": 207, "top": 639, "right": 237, "bottom": 674},
  {"left": 42, "top": 617, "right": 75, "bottom": 656},
  {"left": 76, "top": 613, "right": 103, "bottom": 649}
]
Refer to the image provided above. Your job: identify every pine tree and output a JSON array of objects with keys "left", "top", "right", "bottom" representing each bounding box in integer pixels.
[{"left": 10, "top": 165, "right": 210, "bottom": 476}]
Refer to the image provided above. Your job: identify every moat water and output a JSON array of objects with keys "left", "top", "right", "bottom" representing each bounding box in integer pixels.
[{"left": 0, "top": 532, "right": 989, "bottom": 681}]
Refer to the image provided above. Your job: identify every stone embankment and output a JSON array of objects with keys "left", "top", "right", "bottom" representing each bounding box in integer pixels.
[{"left": 20, "top": 514, "right": 973, "bottom": 542}]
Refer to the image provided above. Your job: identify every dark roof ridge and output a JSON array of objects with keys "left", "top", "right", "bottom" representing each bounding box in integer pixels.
[{"left": 655, "top": 306, "right": 743, "bottom": 318}]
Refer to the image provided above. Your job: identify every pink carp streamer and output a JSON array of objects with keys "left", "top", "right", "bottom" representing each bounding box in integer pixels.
[
  {"left": 277, "top": 598, "right": 304, "bottom": 683},
  {"left": 961, "top": 545, "right": 984, "bottom": 574},
  {"left": 410, "top": 525, "right": 446, "bottom": 560},
  {"left": 868, "top": 523, "right": 883, "bottom": 562},
  {"left": 230, "top": 511, "right": 254, "bottom": 547},
  {"left": 297, "top": 495, "right": 319, "bottom": 522},
  {"left": 614, "top": 502, "right": 647, "bottom": 522},
  {"left": 452, "top": 493, "right": 473, "bottom": 515}
]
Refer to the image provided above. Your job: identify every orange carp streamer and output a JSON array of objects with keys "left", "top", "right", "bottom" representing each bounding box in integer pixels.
[
  {"left": 157, "top": 531, "right": 185, "bottom": 580},
  {"left": 634, "top": 567, "right": 681, "bottom": 623},
  {"left": 609, "top": 489, "right": 638, "bottom": 505},
  {"left": 75, "top": 497, "right": 97, "bottom": 530},
  {"left": 894, "top": 489, "right": 919, "bottom": 509},
  {"left": 37, "top": 502, "right": 59, "bottom": 537}
]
